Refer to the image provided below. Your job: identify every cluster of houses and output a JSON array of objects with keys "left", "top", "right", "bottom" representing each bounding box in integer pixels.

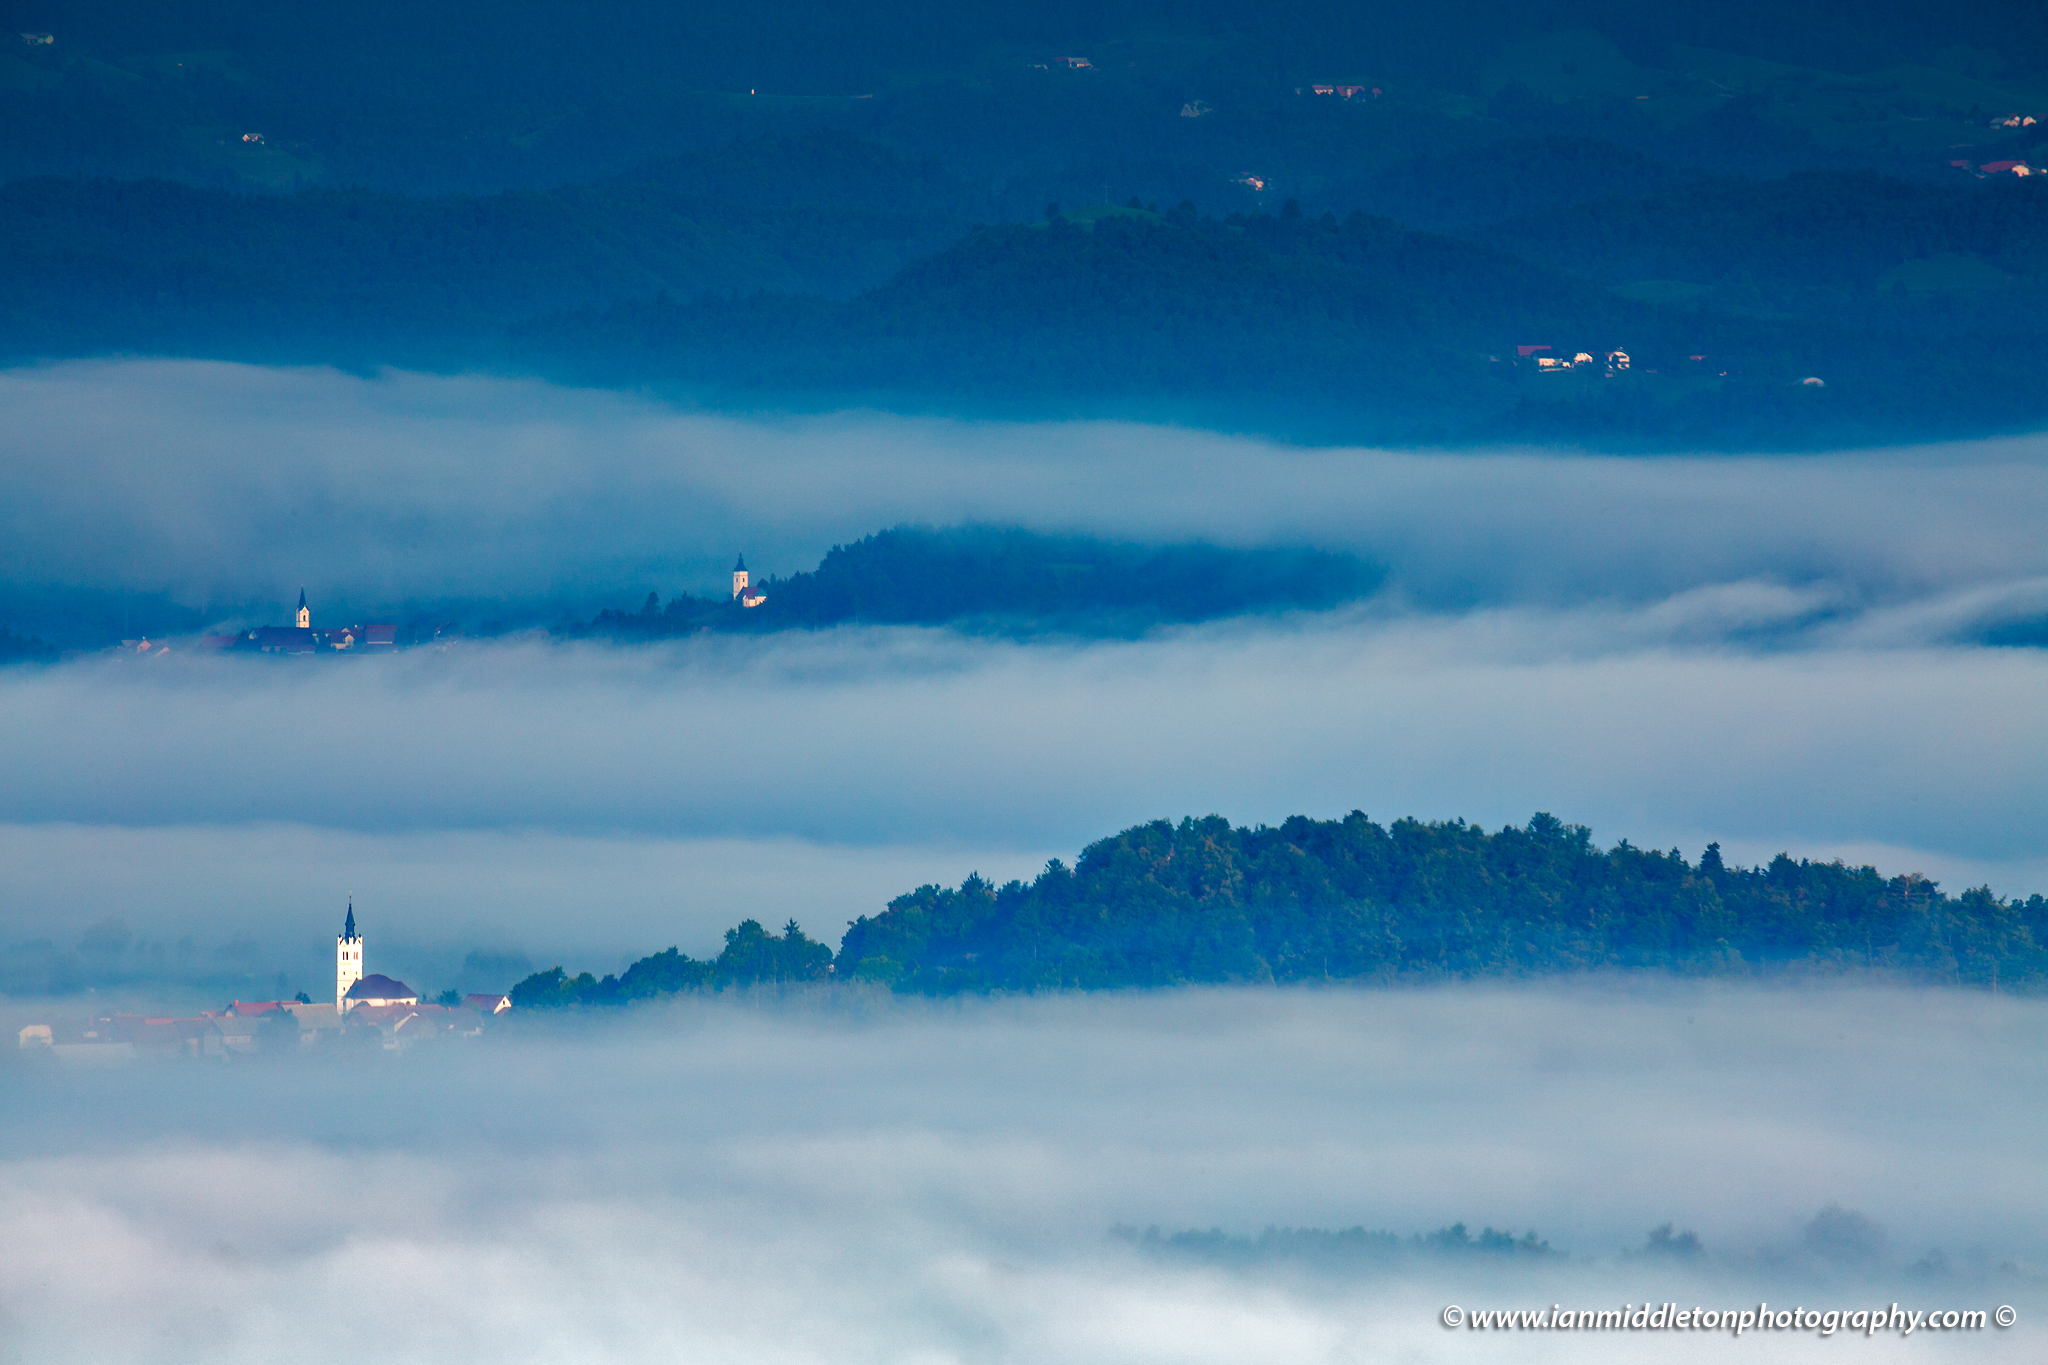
[
  {"left": 189, "top": 563, "right": 762, "bottom": 657},
  {"left": 1499, "top": 346, "right": 1741, "bottom": 380},
  {"left": 1952, "top": 157, "right": 2035, "bottom": 177},
  {"left": 203, "top": 590, "right": 397, "bottom": 655},
  {"left": 16, "top": 904, "right": 511, "bottom": 1065},
  {"left": 1511, "top": 344, "right": 1635, "bottom": 375},
  {"left": 16, "top": 993, "right": 509, "bottom": 1064}
]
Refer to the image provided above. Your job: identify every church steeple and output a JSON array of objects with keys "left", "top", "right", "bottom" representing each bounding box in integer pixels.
[
  {"left": 337, "top": 899, "right": 363, "bottom": 1010},
  {"left": 296, "top": 588, "right": 310, "bottom": 630},
  {"left": 732, "top": 555, "right": 748, "bottom": 601}
]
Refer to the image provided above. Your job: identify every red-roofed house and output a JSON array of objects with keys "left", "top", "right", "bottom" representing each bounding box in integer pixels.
[{"left": 463, "top": 993, "right": 512, "bottom": 1014}]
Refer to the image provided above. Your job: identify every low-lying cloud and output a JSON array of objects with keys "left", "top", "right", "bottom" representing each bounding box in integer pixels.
[
  {"left": 8, "top": 335, "right": 2044, "bottom": 1364},
  {"left": 7, "top": 608, "right": 2048, "bottom": 992},
  {"left": 2, "top": 986, "right": 2041, "bottom": 1363},
  {"left": 9, "top": 359, "right": 2048, "bottom": 990},
  {"left": 5, "top": 617, "right": 2045, "bottom": 862},
  {"left": 8, "top": 360, "right": 2048, "bottom": 625}
]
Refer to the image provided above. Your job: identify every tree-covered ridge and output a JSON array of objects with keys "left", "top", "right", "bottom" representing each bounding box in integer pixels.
[
  {"left": 836, "top": 813, "right": 2043, "bottom": 990},
  {"left": 511, "top": 811, "right": 2048, "bottom": 1007},
  {"left": 580, "top": 525, "right": 1380, "bottom": 638}
]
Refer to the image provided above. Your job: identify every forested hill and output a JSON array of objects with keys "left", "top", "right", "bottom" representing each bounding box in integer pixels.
[
  {"left": 515, "top": 202, "right": 1972, "bottom": 446},
  {"left": 510, "top": 811, "right": 2048, "bottom": 1007},
  {"left": 7, "top": 162, "right": 2048, "bottom": 447},
  {"left": 836, "top": 813, "right": 2039, "bottom": 989},
  {"left": 511, "top": 181, "right": 2048, "bottom": 447},
  {"left": 578, "top": 525, "right": 1382, "bottom": 638}
]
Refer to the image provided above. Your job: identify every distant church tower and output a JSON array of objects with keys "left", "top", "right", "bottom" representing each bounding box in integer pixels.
[
  {"left": 336, "top": 902, "right": 362, "bottom": 1009},
  {"left": 296, "top": 588, "right": 311, "bottom": 630},
  {"left": 731, "top": 554, "right": 767, "bottom": 608}
]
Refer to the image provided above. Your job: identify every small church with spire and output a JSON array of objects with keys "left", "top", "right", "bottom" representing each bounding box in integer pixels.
[
  {"left": 224, "top": 589, "right": 397, "bottom": 654},
  {"left": 732, "top": 554, "right": 768, "bottom": 608}
]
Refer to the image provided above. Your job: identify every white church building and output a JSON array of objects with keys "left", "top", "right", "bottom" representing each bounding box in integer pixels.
[{"left": 336, "top": 903, "right": 419, "bottom": 1011}]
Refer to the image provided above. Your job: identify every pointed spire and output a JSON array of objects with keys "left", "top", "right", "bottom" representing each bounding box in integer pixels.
[
  {"left": 344, "top": 900, "right": 356, "bottom": 940},
  {"left": 734, "top": 553, "right": 746, "bottom": 572},
  {"left": 298, "top": 588, "right": 307, "bottom": 608}
]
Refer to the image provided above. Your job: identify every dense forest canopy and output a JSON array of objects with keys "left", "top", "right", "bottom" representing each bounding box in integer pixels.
[{"left": 512, "top": 810, "right": 2048, "bottom": 1007}]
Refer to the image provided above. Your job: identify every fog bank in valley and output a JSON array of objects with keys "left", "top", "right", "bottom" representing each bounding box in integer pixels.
[
  {"left": 8, "top": 360, "right": 2048, "bottom": 997},
  {"left": 7, "top": 608, "right": 2048, "bottom": 996},
  {"left": 8, "top": 360, "right": 2048, "bottom": 632},
  {"left": 2, "top": 986, "right": 2040, "bottom": 1364}
]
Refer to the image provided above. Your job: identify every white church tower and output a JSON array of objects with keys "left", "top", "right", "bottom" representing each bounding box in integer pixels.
[
  {"left": 731, "top": 555, "right": 748, "bottom": 601},
  {"left": 337, "top": 901, "right": 362, "bottom": 1010},
  {"left": 296, "top": 588, "right": 311, "bottom": 630}
]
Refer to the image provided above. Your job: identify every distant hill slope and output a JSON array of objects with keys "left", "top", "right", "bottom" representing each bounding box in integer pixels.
[
  {"left": 518, "top": 203, "right": 2048, "bottom": 445},
  {"left": 4, "top": 0, "right": 2045, "bottom": 195},
  {"left": 509, "top": 809, "right": 2048, "bottom": 1003},
  {"left": 614, "top": 131, "right": 969, "bottom": 217},
  {"left": 5, "top": 159, "right": 2048, "bottom": 446},
  {"left": 1325, "top": 136, "right": 1683, "bottom": 231},
  {"left": 0, "top": 155, "right": 958, "bottom": 359},
  {"left": 520, "top": 208, "right": 1665, "bottom": 407},
  {"left": 1467, "top": 171, "right": 2048, "bottom": 330}
]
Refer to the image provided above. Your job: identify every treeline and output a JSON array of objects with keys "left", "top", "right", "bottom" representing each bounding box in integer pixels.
[
  {"left": 0, "top": 626, "right": 60, "bottom": 665},
  {"left": 1116, "top": 1222, "right": 1564, "bottom": 1266},
  {"left": 510, "top": 919, "right": 834, "bottom": 1008},
  {"left": 576, "top": 525, "right": 1380, "bottom": 639},
  {"left": 509, "top": 810, "right": 2048, "bottom": 1007}
]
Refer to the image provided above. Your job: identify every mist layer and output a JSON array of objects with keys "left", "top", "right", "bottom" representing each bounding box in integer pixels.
[{"left": 2, "top": 986, "right": 2040, "bottom": 1364}]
